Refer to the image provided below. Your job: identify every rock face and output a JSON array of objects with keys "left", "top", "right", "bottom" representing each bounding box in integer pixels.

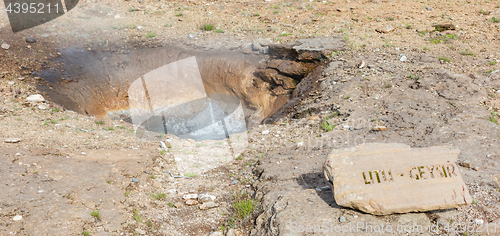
[{"left": 323, "top": 143, "right": 472, "bottom": 215}]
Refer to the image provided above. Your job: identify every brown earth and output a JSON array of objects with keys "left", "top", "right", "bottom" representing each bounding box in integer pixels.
[{"left": 1, "top": 0, "right": 500, "bottom": 235}]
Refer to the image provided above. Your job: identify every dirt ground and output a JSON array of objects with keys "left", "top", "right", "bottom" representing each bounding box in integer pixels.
[{"left": 1, "top": 0, "right": 500, "bottom": 235}]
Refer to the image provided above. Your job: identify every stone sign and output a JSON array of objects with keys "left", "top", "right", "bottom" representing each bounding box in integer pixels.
[{"left": 323, "top": 143, "right": 472, "bottom": 215}]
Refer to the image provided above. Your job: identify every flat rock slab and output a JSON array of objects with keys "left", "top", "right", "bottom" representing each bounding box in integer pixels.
[{"left": 323, "top": 143, "right": 472, "bottom": 215}]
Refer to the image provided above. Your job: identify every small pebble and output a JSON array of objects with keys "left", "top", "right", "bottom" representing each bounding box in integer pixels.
[
  {"left": 132, "top": 178, "right": 139, "bottom": 183},
  {"left": 339, "top": 216, "right": 346, "bottom": 223},
  {"left": 261, "top": 130, "right": 270, "bottom": 135},
  {"left": 13, "top": 215, "right": 22, "bottom": 221},
  {"left": 1, "top": 43, "right": 10, "bottom": 50},
  {"left": 25, "top": 36, "right": 37, "bottom": 43},
  {"left": 400, "top": 56, "right": 407, "bottom": 62},
  {"left": 230, "top": 180, "right": 239, "bottom": 185}
]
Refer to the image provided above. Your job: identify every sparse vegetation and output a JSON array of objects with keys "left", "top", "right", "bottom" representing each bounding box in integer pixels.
[
  {"left": 202, "top": 23, "right": 215, "bottom": 31},
  {"left": 151, "top": 192, "right": 166, "bottom": 200},
  {"left": 133, "top": 208, "right": 142, "bottom": 223},
  {"left": 233, "top": 199, "right": 258, "bottom": 220},
  {"left": 490, "top": 61, "right": 497, "bottom": 65},
  {"left": 460, "top": 49, "right": 475, "bottom": 56},
  {"left": 91, "top": 210, "right": 101, "bottom": 220},
  {"left": 438, "top": 56, "right": 451, "bottom": 62},
  {"left": 146, "top": 32, "right": 156, "bottom": 38},
  {"left": 215, "top": 29, "right": 224, "bottom": 33},
  {"left": 184, "top": 172, "right": 196, "bottom": 178},
  {"left": 490, "top": 111, "right": 499, "bottom": 126},
  {"left": 430, "top": 34, "right": 458, "bottom": 44},
  {"left": 82, "top": 231, "right": 90, "bottom": 236},
  {"left": 492, "top": 17, "right": 500, "bottom": 23},
  {"left": 321, "top": 120, "right": 336, "bottom": 132}
]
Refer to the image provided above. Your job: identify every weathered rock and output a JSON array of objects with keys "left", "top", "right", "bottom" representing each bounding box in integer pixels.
[
  {"left": 459, "top": 161, "right": 471, "bottom": 168},
  {"left": 199, "top": 201, "right": 219, "bottom": 210},
  {"left": 185, "top": 199, "right": 199, "bottom": 205},
  {"left": 323, "top": 143, "right": 472, "bottom": 215},
  {"left": 494, "top": 173, "right": 500, "bottom": 188},
  {"left": 208, "top": 232, "right": 223, "bottom": 236},
  {"left": 226, "top": 229, "right": 243, "bottom": 236},
  {"left": 267, "top": 60, "right": 310, "bottom": 78},
  {"left": 433, "top": 24, "right": 457, "bottom": 31},
  {"left": 269, "top": 36, "right": 347, "bottom": 61},
  {"left": 26, "top": 94, "right": 45, "bottom": 102},
  {"left": 251, "top": 43, "right": 262, "bottom": 51},
  {"left": 183, "top": 194, "right": 198, "bottom": 200},
  {"left": 5, "top": 138, "right": 21, "bottom": 143},
  {"left": 254, "top": 68, "right": 298, "bottom": 89},
  {"left": 372, "top": 126, "right": 387, "bottom": 131},
  {"left": 134, "top": 228, "right": 146, "bottom": 235},
  {"left": 25, "top": 36, "right": 37, "bottom": 43},
  {"left": 13, "top": 215, "right": 22, "bottom": 221},
  {"left": 174, "top": 201, "right": 184, "bottom": 208},
  {"left": 1, "top": 43, "right": 10, "bottom": 50},
  {"left": 376, "top": 25, "right": 395, "bottom": 33},
  {"left": 198, "top": 194, "right": 216, "bottom": 203}
]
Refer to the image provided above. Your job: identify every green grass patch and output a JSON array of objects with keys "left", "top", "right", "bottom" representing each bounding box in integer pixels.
[
  {"left": 151, "top": 192, "right": 166, "bottom": 200},
  {"left": 233, "top": 199, "right": 258, "bottom": 220},
  {"left": 133, "top": 208, "right": 142, "bottom": 223},
  {"left": 430, "top": 34, "right": 458, "bottom": 44},
  {"left": 492, "top": 17, "right": 500, "bottom": 23},
  {"left": 460, "top": 49, "right": 475, "bottom": 56},
  {"left": 490, "top": 111, "right": 499, "bottom": 126},
  {"left": 90, "top": 210, "right": 101, "bottom": 220},
  {"left": 146, "top": 32, "right": 156, "bottom": 38},
  {"left": 321, "top": 120, "right": 336, "bottom": 132},
  {"left": 438, "top": 56, "right": 451, "bottom": 63},
  {"left": 184, "top": 172, "right": 196, "bottom": 178},
  {"left": 82, "top": 231, "right": 90, "bottom": 236},
  {"left": 202, "top": 23, "right": 214, "bottom": 31},
  {"left": 215, "top": 29, "right": 224, "bottom": 33},
  {"left": 280, "top": 32, "right": 292, "bottom": 36},
  {"left": 490, "top": 61, "right": 497, "bottom": 65}
]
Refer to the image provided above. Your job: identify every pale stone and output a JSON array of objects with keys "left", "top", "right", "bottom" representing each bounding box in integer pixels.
[
  {"left": 26, "top": 94, "right": 45, "bottom": 102},
  {"left": 198, "top": 194, "right": 216, "bottom": 203},
  {"left": 199, "top": 201, "right": 218, "bottom": 210},
  {"left": 13, "top": 215, "right": 22, "bottom": 221},
  {"left": 185, "top": 199, "right": 199, "bottom": 205},
  {"left": 5, "top": 138, "right": 21, "bottom": 143},
  {"left": 323, "top": 143, "right": 472, "bottom": 215},
  {"left": 182, "top": 194, "right": 198, "bottom": 200}
]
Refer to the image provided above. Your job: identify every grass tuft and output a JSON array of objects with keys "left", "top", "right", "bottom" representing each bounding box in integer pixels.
[
  {"left": 438, "top": 56, "right": 451, "bottom": 63},
  {"left": 233, "top": 199, "right": 258, "bottom": 220},
  {"left": 90, "top": 210, "right": 101, "bottom": 220},
  {"left": 202, "top": 23, "right": 215, "bottom": 31}
]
